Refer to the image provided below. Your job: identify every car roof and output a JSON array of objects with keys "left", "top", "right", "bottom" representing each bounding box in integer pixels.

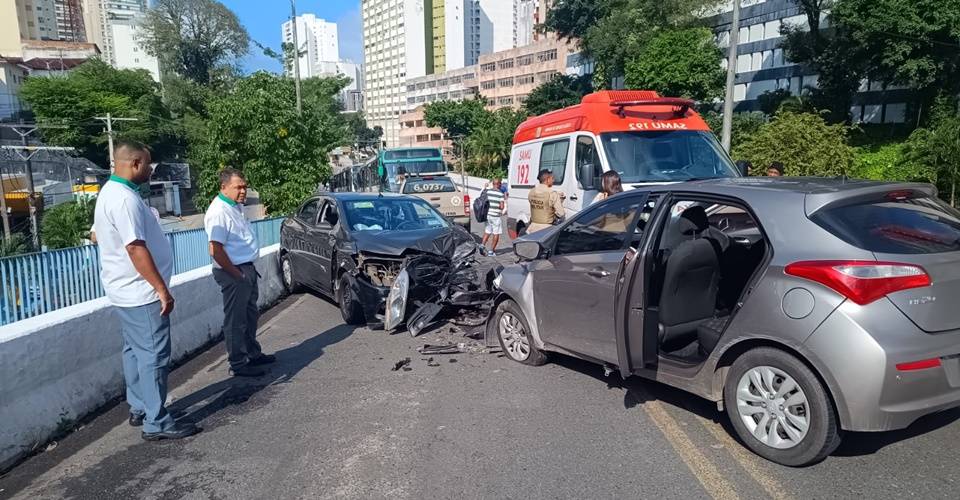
[{"left": 319, "top": 192, "right": 413, "bottom": 202}]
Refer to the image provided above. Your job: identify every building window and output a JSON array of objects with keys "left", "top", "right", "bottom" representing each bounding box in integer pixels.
[
  {"left": 536, "top": 71, "right": 556, "bottom": 83},
  {"left": 486, "top": 97, "right": 496, "bottom": 106},
  {"left": 497, "top": 77, "right": 514, "bottom": 87},
  {"left": 517, "top": 94, "right": 528, "bottom": 103},
  {"left": 537, "top": 49, "right": 557, "bottom": 63},
  {"left": 498, "top": 96, "right": 514, "bottom": 105},
  {"left": 462, "top": 73, "right": 475, "bottom": 80},
  {"left": 450, "top": 76, "right": 462, "bottom": 84},
  {"left": 498, "top": 59, "right": 514, "bottom": 70},
  {"left": 481, "top": 80, "right": 496, "bottom": 90},
  {"left": 517, "top": 54, "right": 533, "bottom": 66},
  {"left": 481, "top": 62, "right": 496, "bottom": 72},
  {"left": 437, "top": 78, "right": 448, "bottom": 86},
  {"left": 516, "top": 74, "right": 535, "bottom": 85}
]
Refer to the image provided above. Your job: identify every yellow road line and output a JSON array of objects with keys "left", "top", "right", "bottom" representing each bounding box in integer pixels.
[
  {"left": 642, "top": 400, "right": 740, "bottom": 500},
  {"left": 699, "top": 417, "right": 793, "bottom": 500}
]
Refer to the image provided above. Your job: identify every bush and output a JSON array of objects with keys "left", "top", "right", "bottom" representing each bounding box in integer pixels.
[
  {"left": 0, "top": 233, "right": 32, "bottom": 257},
  {"left": 735, "top": 111, "right": 855, "bottom": 177},
  {"left": 850, "top": 142, "right": 936, "bottom": 183},
  {"left": 41, "top": 198, "right": 95, "bottom": 249}
]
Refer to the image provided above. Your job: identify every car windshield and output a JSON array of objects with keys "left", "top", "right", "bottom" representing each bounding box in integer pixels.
[
  {"left": 402, "top": 177, "right": 457, "bottom": 194},
  {"left": 600, "top": 131, "right": 739, "bottom": 183},
  {"left": 342, "top": 198, "right": 450, "bottom": 232}
]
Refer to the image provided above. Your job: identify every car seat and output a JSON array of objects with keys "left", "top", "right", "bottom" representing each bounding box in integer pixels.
[{"left": 658, "top": 207, "right": 722, "bottom": 352}]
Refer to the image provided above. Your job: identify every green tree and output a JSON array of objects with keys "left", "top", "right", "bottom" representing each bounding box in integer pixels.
[
  {"left": 466, "top": 108, "right": 528, "bottom": 179},
  {"left": 18, "top": 59, "right": 177, "bottom": 165},
  {"left": 542, "top": 0, "right": 721, "bottom": 87},
  {"left": 0, "top": 234, "right": 32, "bottom": 257},
  {"left": 832, "top": 0, "right": 960, "bottom": 124},
  {"left": 902, "top": 106, "right": 960, "bottom": 205},
  {"left": 756, "top": 89, "right": 794, "bottom": 116},
  {"left": 850, "top": 142, "right": 936, "bottom": 185},
  {"left": 524, "top": 74, "right": 592, "bottom": 116},
  {"left": 41, "top": 198, "right": 95, "bottom": 249},
  {"left": 735, "top": 111, "right": 855, "bottom": 176},
  {"left": 139, "top": 0, "right": 249, "bottom": 86},
  {"left": 624, "top": 28, "right": 725, "bottom": 100},
  {"left": 191, "top": 73, "right": 349, "bottom": 214},
  {"left": 423, "top": 98, "right": 489, "bottom": 139},
  {"left": 344, "top": 111, "right": 384, "bottom": 151}
]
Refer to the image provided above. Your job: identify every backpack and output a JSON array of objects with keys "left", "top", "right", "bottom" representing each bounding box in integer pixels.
[{"left": 473, "top": 189, "right": 489, "bottom": 223}]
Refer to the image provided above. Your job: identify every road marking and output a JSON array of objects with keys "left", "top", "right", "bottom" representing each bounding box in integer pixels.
[
  {"left": 642, "top": 400, "right": 740, "bottom": 500},
  {"left": 699, "top": 417, "right": 792, "bottom": 500}
]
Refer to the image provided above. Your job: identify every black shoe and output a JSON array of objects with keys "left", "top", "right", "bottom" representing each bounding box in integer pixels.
[
  {"left": 129, "top": 413, "right": 144, "bottom": 427},
  {"left": 230, "top": 365, "right": 266, "bottom": 377},
  {"left": 247, "top": 354, "right": 276, "bottom": 366},
  {"left": 142, "top": 422, "right": 201, "bottom": 441}
]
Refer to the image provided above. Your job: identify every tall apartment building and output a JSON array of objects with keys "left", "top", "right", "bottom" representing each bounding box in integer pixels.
[
  {"left": 709, "top": 0, "right": 907, "bottom": 123},
  {"left": 82, "top": 0, "right": 160, "bottom": 81},
  {"left": 364, "top": 0, "right": 535, "bottom": 147},
  {"left": 281, "top": 14, "right": 339, "bottom": 78},
  {"left": 54, "top": 0, "right": 87, "bottom": 42}
]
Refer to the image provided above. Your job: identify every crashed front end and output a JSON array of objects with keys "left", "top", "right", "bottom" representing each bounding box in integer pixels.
[{"left": 343, "top": 230, "right": 502, "bottom": 334}]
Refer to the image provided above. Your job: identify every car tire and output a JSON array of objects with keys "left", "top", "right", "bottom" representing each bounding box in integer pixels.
[
  {"left": 724, "top": 347, "right": 841, "bottom": 467},
  {"left": 493, "top": 300, "right": 547, "bottom": 366},
  {"left": 337, "top": 274, "right": 364, "bottom": 326},
  {"left": 280, "top": 253, "right": 301, "bottom": 294}
]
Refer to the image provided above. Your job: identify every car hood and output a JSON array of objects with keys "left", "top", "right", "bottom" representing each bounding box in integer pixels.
[{"left": 350, "top": 226, "right": 475, "bottom": 257}]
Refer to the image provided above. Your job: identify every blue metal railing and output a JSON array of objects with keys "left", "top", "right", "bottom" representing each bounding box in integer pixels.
[{"left": 0, "top": 217, "right": 284, "bottom": 326}]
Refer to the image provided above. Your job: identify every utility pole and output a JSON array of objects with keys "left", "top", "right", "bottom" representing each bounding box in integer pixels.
[
  {"left": 0, "top": 124, "right": 74, "bottom": 248},
  {"left": 94, "top": 113, "right": 138, "bottom": 171},
  {"left": 290, "top": 0, "right": 303, "bottom": 115},
  {"left": 0, "top": 162, "right": 9, "bottom": 239},
  {"left": 721, "top": 0, "right": 742, "bottom": 153}
]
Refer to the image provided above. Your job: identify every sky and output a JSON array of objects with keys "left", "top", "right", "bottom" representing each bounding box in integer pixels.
[{"left": 219, "top": 0, "right": 363, "bottom": 74}]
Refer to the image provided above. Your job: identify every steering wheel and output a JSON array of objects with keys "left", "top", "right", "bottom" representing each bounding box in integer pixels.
[{"left": 395, "top": 220, "right": 422, "bottom": 231}]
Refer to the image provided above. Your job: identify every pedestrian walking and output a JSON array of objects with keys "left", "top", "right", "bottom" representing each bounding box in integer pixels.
[
  {"left": 93, "top": 141, "right": 200, "bottom": 441},
  {"left": 593, "top": 170, "right": 623, "bottom": 204},
  {"left": 205, "top": 169, "right": 275, "bottom": 378},
  {"left": 482, "top": 178, "right": 505, "bottom": 256},
  {"left": 526, "top": 169, "right": 565, "bottom": 234}
]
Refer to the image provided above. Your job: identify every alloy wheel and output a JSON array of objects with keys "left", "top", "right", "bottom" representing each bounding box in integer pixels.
[
  {"left": 282, "top": 257, "right": 293, "bottom": 289},
  {"left": 498, "top": 312, "right": 530, "bottom": 361},
  {"left": 735, "top": 365, "right": 810, "bottom": 449}
]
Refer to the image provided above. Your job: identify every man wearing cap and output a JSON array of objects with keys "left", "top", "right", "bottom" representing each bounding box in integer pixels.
[
  {"left": 205, "top": 169, "right": 275, "bottom": 377},
  {"left": 94, "top": 141, "right": 200, "bottom": 441}
]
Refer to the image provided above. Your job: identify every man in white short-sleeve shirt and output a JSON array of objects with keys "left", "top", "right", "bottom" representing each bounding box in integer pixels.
[
  {"left": 93, "top": 141, "right": 199, "bottom": 441},
  {"left": 204, "top": 168, "right": 273, "bottom": 377}
]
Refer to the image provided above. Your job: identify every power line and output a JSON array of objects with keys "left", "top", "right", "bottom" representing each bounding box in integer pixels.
[{"left": 93, "top": 113, "right": 138, "bottom": 171}]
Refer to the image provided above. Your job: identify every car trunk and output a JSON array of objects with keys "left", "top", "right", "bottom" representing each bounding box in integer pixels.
[
  {"left": 810, "top": 190, "right": 960, "bottom": 333},
  {"left": 880, "top": 251, "right": 960, "bottom": 332}
]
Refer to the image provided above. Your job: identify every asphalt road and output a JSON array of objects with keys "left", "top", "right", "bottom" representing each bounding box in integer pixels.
[{"left": 2, "top": 290, "right": 959, "bottom": 500}]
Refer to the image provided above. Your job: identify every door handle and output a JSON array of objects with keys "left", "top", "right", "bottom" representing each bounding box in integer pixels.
[
  {"left": 569, "top": 194, "right": 579, "bottom": 201},
  {"left": 587, "top": 268, "right": 610, "bottom": 278},
  {"left": 733, "top": 236, "right": 751, "bottom": 245}
]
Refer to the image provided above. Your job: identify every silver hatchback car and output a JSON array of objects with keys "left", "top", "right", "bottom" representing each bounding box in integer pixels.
[{"left": 490, "top": 178, "right": 960, "bottom": 466}]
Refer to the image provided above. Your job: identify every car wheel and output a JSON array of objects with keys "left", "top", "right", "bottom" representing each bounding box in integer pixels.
[
  {"left": 280, "top": 253, "right": 301, "bottom": 293},
  {"left": 493, "top": 300, "right": 547, "bottom": 366},
  {"left": 337, "top": 274, "right": 364, "bottom": 325},
  {"left": 724, "top": 347, "right": 841, "bottom": 467}
]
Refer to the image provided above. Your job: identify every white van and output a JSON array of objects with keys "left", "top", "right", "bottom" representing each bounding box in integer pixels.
[{"left": 506, "top": 90, "right": 740, "bottom": 236}]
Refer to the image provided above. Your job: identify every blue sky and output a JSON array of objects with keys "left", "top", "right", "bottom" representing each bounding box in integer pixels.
[{"left": 220, "top": 0, "right": 363, "bottom": 74}]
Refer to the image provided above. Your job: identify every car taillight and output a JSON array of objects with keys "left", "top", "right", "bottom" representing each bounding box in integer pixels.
[
  {"left": 896, "top": 358, "right": 941, "bottom": 371},
  {"left": 784, "top": 260, "right": 931, "bottom": 305},
  {"left": 464, "top": 194, "right": 470, "bottom": 216}
]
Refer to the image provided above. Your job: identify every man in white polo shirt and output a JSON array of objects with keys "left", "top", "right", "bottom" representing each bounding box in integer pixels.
[
  {"left": 205, "top": 168, "right": 274, "bottom": 377},
  {"left": 94, "top": 141, "right": 200, "bottom": 441}
]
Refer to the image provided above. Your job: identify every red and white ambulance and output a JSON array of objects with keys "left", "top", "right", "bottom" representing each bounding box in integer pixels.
[{"left": 506, "top": 90, "right": 741, "bottom": 236}]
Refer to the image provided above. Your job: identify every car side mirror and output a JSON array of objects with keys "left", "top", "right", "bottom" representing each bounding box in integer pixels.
[
  {"left": 514, "top": 240, "right": 543, "bottom": 261},
  {"left": 579, "top": 164, "right": 596, "bottom": 190}
]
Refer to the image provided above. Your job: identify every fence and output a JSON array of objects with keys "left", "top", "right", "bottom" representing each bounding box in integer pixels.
[{"left": 0, "top": 217, "right": 284, "bottom": 326}]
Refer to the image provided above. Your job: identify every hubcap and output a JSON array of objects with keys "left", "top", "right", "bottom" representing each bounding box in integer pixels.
[
  {"left": 735, "top": 366, "right": 809, "bottom": 449},
  {"left": 498, "top": 312, "right": 530, "bottom": 361},
  {"left": 282, "top": 258, "right": 292, "bottom": 288}
]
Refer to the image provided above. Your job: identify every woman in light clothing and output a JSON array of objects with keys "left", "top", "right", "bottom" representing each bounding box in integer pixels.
[{"left": 593, "top": 170, "right": 623, "bottom": 204}]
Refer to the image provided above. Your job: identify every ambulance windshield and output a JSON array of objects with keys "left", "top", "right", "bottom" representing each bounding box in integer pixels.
[{"left": 600, "top": 131, "right": 739, "bottom": 183}]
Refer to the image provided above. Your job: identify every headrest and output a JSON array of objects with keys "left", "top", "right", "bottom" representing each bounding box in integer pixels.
[{"left": 680, "top": 205, "right": 709, "bottom": 233}]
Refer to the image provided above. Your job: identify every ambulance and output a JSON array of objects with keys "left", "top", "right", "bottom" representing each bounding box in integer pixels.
[{"left": 506, "top": 90, "right": 741, "bottom": 236}]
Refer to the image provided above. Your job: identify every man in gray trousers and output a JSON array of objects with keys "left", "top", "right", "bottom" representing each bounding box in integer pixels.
[
  {"left": 94, "top": 141, "right": 200, "bottom": 440},
  {"left": 204, "top": 168, "right": 275, "bottom": 377}
]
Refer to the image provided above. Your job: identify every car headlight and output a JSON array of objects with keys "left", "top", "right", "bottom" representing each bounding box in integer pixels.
[
  {"left": 492, "top": 272, "right": 503, "bottom": 289},
  {"left": 384, "top": 268, "right": 409, "bottom": 330}
]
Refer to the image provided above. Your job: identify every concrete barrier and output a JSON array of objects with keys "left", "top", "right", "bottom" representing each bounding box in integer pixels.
[{"left": 0, "top": 244, "right": 284, "bottom": 471}]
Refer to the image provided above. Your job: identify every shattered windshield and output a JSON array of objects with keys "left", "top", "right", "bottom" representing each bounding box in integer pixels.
[
  {"left": 600, "top": 131, "right": 738, "bottom": 183},
  {"left": 343, "top": 198, "right": 450, "bottom": 232}
]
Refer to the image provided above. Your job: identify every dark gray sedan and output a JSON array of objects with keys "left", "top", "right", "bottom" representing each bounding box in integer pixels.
[{"left": 490, "top": 177, "right": 960, "bottom": 466}]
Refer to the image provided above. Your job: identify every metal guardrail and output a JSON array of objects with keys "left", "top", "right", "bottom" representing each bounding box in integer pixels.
[{"left": 0, "top": 217, "right": 284, "bottom": 326}]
